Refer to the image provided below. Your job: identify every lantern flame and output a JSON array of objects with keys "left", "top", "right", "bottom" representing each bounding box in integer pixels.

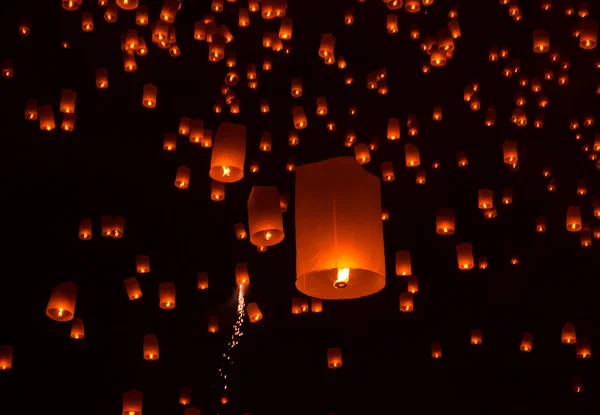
[
  {"left": 222, "top": 166, "right": 231, "bottom": 176},
  {"left": 334, "top": 268, "right": 350, "bottom": 289}
]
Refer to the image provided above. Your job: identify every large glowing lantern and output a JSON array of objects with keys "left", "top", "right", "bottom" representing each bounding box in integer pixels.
[
  {"left": 248, "top": 186, "right": 284, "bottom": 247},
  {"left": 295, "top": 157, "right": 385, "bottom": 299},
  {"left": 210, "top": 122, "right": 246, "bottom": 183},
  {"left": 46, "top": 281, "right": 77, "bottom": 322},
  {"left": 327, "top": 347, "right": 342, "bottom": 368},
  {"left": 122, "top": 389, "right": 142, "bottom": 415}
]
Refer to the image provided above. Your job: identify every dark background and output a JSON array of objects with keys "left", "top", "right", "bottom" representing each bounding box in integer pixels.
[{"left": 0, "top": 0, "right": 599, "bottom": 413}]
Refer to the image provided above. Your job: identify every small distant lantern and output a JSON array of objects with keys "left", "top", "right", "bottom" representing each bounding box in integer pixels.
[
  {"left": 456, "top": 151, "right": 468, "bottom": 167},
  {"left": 0, "top": 346, "right": 13, "bottom": 370},
  {"left": 46, "top": 281, "right": 77, "bottom": 322},
  {"left": 562, "top": 322, "right": 577, "bottom": 344},
  {"left": 436, "top": 208, "right": 455, "bottom": 235},
  {"left": 61, "top": 113, "right": 76, "bottom": 131},
  {"left": 566, "top": 206, "right": 582, "bottom": 231},
  {"left": 179, "top": 387, "right": 192, "bottom": 405},
  {"left": 520, "top": 332, "right": 533, "bottom": 352},
  {"left": 478, "top": 189, "right": 494, "bottom": 209},
  {"left": 104, "top": 3, "right": 118, "bottom": 21},
  {"left": 79, "top": 218, "right": 92, "bottom": 240},
  {"left": 124, "top": 277, "right": 142, "bottom": 300},
  {"left": 311, "top": 298, "right": 323, "bottom": 313},
  {"left": 159, "top": 282, "right": 176, "bottom": 309},
  {"left": 60, "top": 90, "right": 76, "bottom": 114},
  {"left": 208, "top": 316, "right": 219, "bottom": 333},
  {"left": 431, "top": 341, "right": 442, "bottom": 359},
  {"left": 576, "top": 339, "right": 591, "bottom": 359},
  {"left": 470, "top": 329, "right": 482, "bottom": 345},
  {"left": 292, "top": 106, "right": 307, "bottom": 129},
  {"left": 354, "top": 143, "right": 370, "bottom": 164},
  {"left": 395, "top": 251, "right": 412, "bottom": 276},
  {"left": 174, "top": 166, "right": 191, "bottom": 189},
  {"left": 25, "top": 98, "right": 38, "bottom": 121},
  {"left": 387, "top": 118, "right": 400, "bottom": 140},
  {"left": 327, "top": 348, "right": 342, "bottom": 368},
  {"left": 536, "top": 217, "right": 546, "bottom": 233},
  {"left": 234, "top": 222, "right": 247, "bottom": 240},
  {"left": 404, "top": 143, "right": 420, "bottom": 167},
  {"left": 236, "top": 262, "right": 250, "bottom": 286},
  {"left": 211, "top": 179, "right": 225, "bottom": 201},
  {"left": 381, "top": 161, "right": 395, "bottom": 182},
  {"left": 143, "top": 334, "right": 159, "bottom": 360}
]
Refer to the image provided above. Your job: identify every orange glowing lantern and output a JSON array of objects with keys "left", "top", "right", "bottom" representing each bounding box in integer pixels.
[
  {"left": 478, "top": 189, "right": 494, "bottom": 209},
  {"left": 566, "top": 206, "right": 582, "bottom": 231},
  {"left": 248, "top": 186, "right": 285, "bottom": 247},
  {"left": 78, "top": 218, "right": 92, "bottom": 240},
  {"left": 533, "top": 29, "right": 550, "bottom": 53},
  {"left": 381, "top": 161, "right": 395, "bottom": 182},
  {"left": 208, "top": 34, "right": 226, "bottom": 62},
  {"left": 580, "top": 19, "right": 598, "bottom": 49},
  {"left": 179, "top": 387, "right": 192, "bottom": 406},
  {"left": 280, "top": 192, "right": 290, "bottom": 212},
  {"left": 279, "top": 16, "right": 293, "bottom": 39},
  {"left": 246, "top": 303, "right": 263, "bottom": 322},
  {"left": 59, "top": 90, "right": 76, "bottom": 114},
  {"left": 210, "top": 122, "right": 246, "bottom": 183},
  {"left": 1, "top": 58, "right": 13, "bottom": 78},
  {"left": 387, "top": 15, "right": 398, "bottom": 34},
  {"left": 70, "top": 317, "right": 84, "bottom": 339},
  {"left": 235, "top": 262, "right": 250, "bottom": 286},
  {"left": 136, "top": 255, "right": 150, "bottom": 274},
  {"left": 502, "top": 187, "right": 513, "bottom": 205},
  {"left": 311, "top": 298, "right": 323, "bottom": 313},
  {"left": 211, "top": 179, "right": 225, "bottom": 201},
  {"left": 354, "top": 143, "right": 370, "bottom": 164},
  {"left": 159, "top": 282, "right": 176, "bottom": 310},
  {"left": 62, "top": 0, "right": 81, "bottom": 10},
  {"left": 291, "top": 298, "right": 303, "bottom": 314},
  {"left": 327, "top": 348, "right": 342, "bottom": 368},
  {"left": 387, "top": 118, "right": 400, "bottom": 140},
  {"left": 288, "top": 130, "right": 299, "bottom": 146},
  {"left": 123, "top": 390, "right": 143, "bottom": 415},
  {"left": 174, "top": 166, "right": 190, "bottom": 189},
  {"left": 404, "top": 144, "right": 420, "bottom": 167},
  {"left": 295, "top": 157, "right": 385, "bottom": 299},
  {"left": 208, "top": 316, "right": 219, "bottom": 333},
  {"left": 25, "top": 98, "right": 38, "bottom": 121},
  {"left": 143, "top": 334, "right": 159, "bottom": 360},
  {"left": 95, "top": 68, "right": 108, "bottom": 89},
  {"left": 61, "top": 113, "right": 76, "bottom": 131},
  {"left": 46, "top": 281, "right": 77, "bottom": 322},
  {"left": 160, "top": 0, "right": 179, "bottom": 22},
  {"left": 189, "top": 119, "right": 204, "bottom": 144},
  {"left": 123, "top": 51, "right": 137, "bottom": 72},
  {"left": 142, "top": 83, "right": 157, "bottom": 108},
  {"left": 316, "top": 97, "right": 328, "bottom": 115},
  {"left": 520, "top": 332, "right": 533, "bottom": 352},
  {"left": 471, "top": 329, "right": 482, "bottom": 345},
  {"left": 436, "top": 208, "right": 455, "bottom": 235},
  {"left": 576, "top": 339, "right": 591, "bottom": 359},
  {"left": 292, "top": 106, "right": 308, "bottom": 129},
  {"left": 100, "top": 216, "right": 113, "bottom": 237},
  {"left": 291, "top": 78, "right": 302, "bottom": 97},
  {"left": 399, "top": 292, "right": 414, "bottom": 312},
  {"left": 572, "top": 376, "right": 583, "bottom": 393},
  {"left": 395, "top": 251, "right": 412, "bottom": 276},
  {"left": 536, "top": 217, "right": 547, "bottom": 233},
  {"left": 431, "top": 341, "right": 442, "bottom": 359},
  {"left": 562, "top": 322, "right": 576, "bottom": 344},
  {"left": 163, "top": 133, "right": 176, "bottom": 152},
  {"left": 581, "top": 229, "right": 592, "bottom": 247},
  {"left": 123, "top": 277, "right": 142, "bottom": 300},
  {"left": 0, "top": 346, "right": 13, "bottom": 370},
  {"left": 234, "top": 222, "right": 247, "bottom": 240},
  {"left": 457, "top": 151, "right": 469, "bottom": 167},
  {"left": 406, "top": 0, "right": 420, "bottom": 12},
  {"left": 456, "top": 243, "right": 474, "bottom": 270}
]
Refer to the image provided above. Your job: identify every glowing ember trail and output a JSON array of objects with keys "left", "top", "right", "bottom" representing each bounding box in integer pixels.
[{"left": 217, "top": 285, "right": 245, "bottom": 408}]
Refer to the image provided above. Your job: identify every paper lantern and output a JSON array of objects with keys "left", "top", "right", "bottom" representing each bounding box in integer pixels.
[
  {"left": 288, "top": 130, "right": 299, "bottom": 146},
  {"left": 160, "top": 0, "right": 179, "bottom": 22},
  {"left": 581, "top": 229, "right": 592, "bottom": 247},
  {"left": 209, "top": 34, "right": 226, "bottom": 62},
  {"left": 211, "top": 179, "right": 225, "bottom": 201},
  {"left": 291, "top": 298, "right": 303, "bottom": 314},
  {"left": 212, "top": 0, "right": 224, "bottom": 11},
  {"left": 163, "top": 133, "right": 176, "bottom": 151},
  {"left": 188, "top": 119, "right": 204, "bottom": 144},
  {"left": 279, "top": 192, "right": 291, "bottom": 212},
  {"left": 319, "top": 33, "right": 336, "bottom": 58},
  {"left": 407, "top": 275, "right": 419, "bottom": 294},
  {"left": 123, "top": 51, "right": 137, "bottom": 72},
  {"left": 327, "top": 348, "right": 342, "bottom": 368},
  {"left": 344, "top": 9, "right": 354, "bottom": 24},
  {"left": 405, "top": 0, "right": 420, "bottom": 12},
  {"left": 1, "top": 58, "right": 13, "bottom": 78},
  {"left": 456, "top": 243, "right": 474, "bottom": 270},
  {"left": 208, "top": 316, "right": 219, "bottom": 333},
  {"left": 104, "top": 3, "right": 118, "bottom": 21},
  {"left": 62, "top": 0, "right": 81, "bottom": 10},
  {"left": 399, "top": 292, "right": 414, "bottom": 312},
  {"left": 179, "top": 387, "right": 192, "bottom": 405},
  {"left": 173, "top": 166, "right": 190, "bottom": 189},
  {"left": 133, "top": 5, "right": 148, "bottom": 25},
  {"left": 70, "top": 317, "right": 85, "bottom": 339},
  {"left": 116, "top": 0, "right": 138, "bottom": 9},
  {"left": 143, "top": 334, "right": 159, "bottom": 360},
  {"left": 239, "top": 8, "right": 250, "bottom": 26},
  {"left": 247, "top": 187, "right": 284, "bottom": 247},
  {"left": 566, "top": 206, "right": 582, "bottom": 231},
  {"left": 234, "top": 222, "right": 247, "bottom": 240},
  {"left": 210, "top": 122, "right": 246, "bottom": 183},
  {"left": 456, "top": 151, "right": 468, "bottom": 167},
  {"left": 572, "top": 376, "right": 583, "bottom": 393},
  {"left": 387, "top": 15, "right": 398, "bottom": 33},
  {"left": 136, "top": 255, "right": 150, "bottom": 273},
  {"left": 46, "top": 282, "right": 77, "bottom": 322},
  {"left": 0, "top": 346, "right": 13, "bottom": 370},
  {"left": 292, "top": 106, "right": 307, "bottom": 129},
  {"left": 123, "top": 390, "right": 142, "bottom": 415},
  {"left": 431, "top": 341, "right": 442, "bottom": 358},
  {"left": 576, "top": 339, "right": 591, "bottom": 359},
  {"left": 236, "top": 263, "right": 250, "bottom": 286},
  {"left": 159, "top": 282, "right": 176, "bottom": 309},
  {"left": 387, "top": 118, "right": 400, "bottom": 140},
  {"left": 100, "top": 216, "right": 113, "bottom": 237},
  {"left": 124, "top": 277, "right": 142, "bottom": 300},
  {"left": 295, "top": 157, "right": 385, "bottom": 299},
  {"left": 381, "top": 161, "right": 395, "bottom": 182},
  {"left": 404, "top": 144, "right": 420, "bottom": 167},
  {"left": 562, "top": 322, "right": 576, "bottom": 344},
  {"left": 246, "top": 303, "right": 263, "bottom": 322},
  {"left": 580, "top": 19, "right": 598, "bottom": 49},
  {"left": 279, "top": 16, "right": 292, "bottom": 39},
  {"left": 78, "top": 218, "right": 92, "bottom": 240},
  {"left": 25, "top": 98, "right": 38, "bottom": 121},
  {"left": 61, "top": 113, "right": 76, "bottom": 131},
  {"left": 436, "top": 208, "right": 455, "bottom": 235},
  {"left": 311, "top": 298, "right": 323, "bottom": 313},
  {"left": 502, "top": 140, "right": 518, "bottom": 164},
  {"left": 536, "top": 217, "right": 547, "bottom": 233},
  {"left": 484, "top": 207, "right": 497, "bottom": 219},
  {"left": 354, "top": 143, "right": 370, "bottom": 164},
  {"left": 18, "top": 19, "right": 30, "bottom": 36},
  {"left": 95, "top": 68, "right": 108, "bottom": 89},
  {"left": 533, "top": 29, "right": 550, "bottom": 53},
  {"left": 395, "top": 251, "right": 412, "bottom": 276},
  {"left": 141, "top": 84, "right": 157, "bottom": 108},
  {"left": 81, "top": 12, "right": 94, "bottom": 32},
  {"left": 478, "top": 189, "right": 494, "bottom": 209},
  {"left": 520, "top": 333, "right": 533, "bottom": 352},
  {"left": 470, "top": 329, "right": 482, "bottom": 345}
]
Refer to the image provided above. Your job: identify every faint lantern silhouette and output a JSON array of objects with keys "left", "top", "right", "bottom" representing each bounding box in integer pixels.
[
  {"left": 136, "top": 255, "right": 150, "bottom": 274},
  {"left": 208, "top": 316, "right": 219, "bottom": 333},
  {"left": 562, "top": 322, "right": 577, "bottom": 344},
  {"left": 143, "top": 335, "right": 159, "bottom": 360},
  {"left": 0, "top": 346, "right": 13, "bottom": 370},
  {"left": 327, "top": 348, "right": 342, "bottom": 368},
  {"left": 431, "top": 341, "right": 442, "bottom": 358},
  {"left": 122, "top": 389, "right": 143, "bottom": 415},
  {"left": 471, "top": 329, "right": 482, "bottom": 345}
]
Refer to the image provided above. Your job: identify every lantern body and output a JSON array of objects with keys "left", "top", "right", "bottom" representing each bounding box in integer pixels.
[
  {"left": 395, "top": 251, "right": 412, "bottom": 276},
  {"left": 197, "top": 272, "right": 209, "bottom": 290},
  {"left": 562, "top": 322, "right": 577, "bottom": 344},
  {"left": 387, "top": 118, "right": 400, "bottom": 140},
  {"left": 70, "top": 317, "right": 85, "bottom": 339},
  {"left": 234, "top": 222, "right": 247, "bottom": 239},
  {"left": 159, "top": 282, "right": 176, "bottom": 309},
  {"left": 327, "top": 347, "right": 342, "bottom": 368},
  {"left": 96, "top": 68, "right": 108, "bottom": 89},
  {"left": 0, "top": 346, "right": 13, "bottom": 370},
  {"left": 123, "top": 390, "right": 143, "bottom": 415},
  {"left": 319, "top": 33, "right": 336, "bottom": 58},
  {"left": 61, "top": 113, "right": 76, "bottom": 131},
  {"left": 576, "top": 339, "right": 591, "bottom": 359},
  {"left": 456, "top": 243, "right": 474, "bottom": 270},
  {"left": 117, "top": 0, "right": 139, "bottom": 9},
  {"left": 246, "top": 302, "right": 263, "bottom": 322},
  {"left": 311, "top": 298, "right": 323, "bottom": 312},
  {"left": 46, "top": 282, "right": 77, "bottom": 322},
  {"left": 431, "top": 341, "right": 442, "bottom": 358},
  {"left": 381, "top": 161, "right": 395, "bottom": 182},
  {"left": 533, "top": 29, "right": 550, "bottom": 53},
  {"left": 39, "top": 105, "right": 55, "bottom": 131},
  {"left": 566, "top": 206, "right": 582, "bottom": 231},
  {"left": 136, "top": 255, "right": 150, "bottom": 273},
  {"left": 236, "top": 262, "right": 250, "bottom": 286},
  {"left": 470, "top": 329, "right": 482, "bottom": 345},
  {"left": 399, "top": 292, "right": 414, "bottom": 312},
  {"left": 211, "top": 179, "right": 225, "bottom": 201},
  {"left": 179, "top": 387, "right": 192, "bottom": 405},
  {"left": 580, "top": 19, "right": 598, "bottom": 49},
  {"left": 25, "top": 98, "right": 38, "bottom": 120},
  {"left": 208, "top": 316, "right": 219, "bottom": 333},
  {"left": 404, "top": 144, "right": 420, "bottom": 167},
  {"left": 354, "top": 143, "right": 370, "bottom": 164},
  {"left": 189, "top": 119, "right": 204, "bottom": 144},
  {"left": 143, "top": 335, "right": 159, "bottom": 360},
  {"left": 142, "top": 84, "right": 158, "bottom": 108},
  {"left": 503, "top": 140, "right": 518, "bottom": 163},
  {"left": 79, "top": 218, "right": 92, "bottom": 240},
  {"left": 436, "top": 208, "right": 455, "bottom": 235},
  {"left": 292, "top": 106, "right": 307, "bottom": 129},
  {"left": 295, "top": 157, "right": 385, "bottom": 299},
  {"left": 478, "top": 189, "right": 494, "bottom": 209},
  {"left": 62, "top": 0, "right": 82, "bottom": 10},
  {"left": 520, "top": 332, "right": 533, "bottom": 352},
  {"left": 210, "top": 122, "right": 246, "bottom": 183},
  {"left": 248, "top": 187, "right": 284, "bottom": 246},
  {"left": 175, "top": 166, "right": 191, "bottom": 189},
  {"left": 407, "top": 275, "right": 419, "bottom": 293},
  {"left": 124, "top": 277, "right": 142, "bottom": 300}
]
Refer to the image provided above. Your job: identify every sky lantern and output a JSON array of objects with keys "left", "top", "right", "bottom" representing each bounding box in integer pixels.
[
  {"left": 387, "top": 15, "right": 398, "bottom": 34},
  {"left": 1, "top": 58, "right": 13, "bottom": 78},
  {"left": 316, "top": 97, "right": 328, "bottom": 115},
  {"left": 96, "top": 68, "right": 108, "bottom": 89},
  {"left": 136, "top": 255, "right": 150, "bottom": 274},
  {"left": 580, "top": 229, "right": 592, "bottom": 247},
  {"left": 161, "top": 0, "right": 179, "bottom": 22},
  {"left": 435, "top": 208, "right": 456, "bottom": 235},
  {"left": 62, "top": 0, "right": 81, "bottom": 10},
  {"left": 520, "top": 333, "right": 533, "bottom": 352},
  {"left": 431, "top": 341, "right": 442, "bottom": 359},
  {"left": 211, "top": 180, "right": 225, "bottom": 201},
  {"left": 381, "top": 161, "right": 395, "bottom": 182},
  {"left": 311, "top": 298, "right": 323, "bottom": 313},
  {"left": 485, "top": 105, "right": 496, "bottom": 126},
  {"left": 386, "top": 0, "right": 402, "bottom": 10},
  {"left": 319, "top": 33, "right": 336, "bottom": 59},
  {"left": 399, "top": 292, "right": 414, "bottom": 312},
  {"left": 448, "top": 20, "right": 461, "bottom": 38},
  {"left": 580, "top": 19, "right": 598, "bottom": 49},
  {"left": 189, "top": 119, "right": 204, "bottom": 144},
  {"left": 59, "top": 90, "right": 76, "bottom": 114},
  {"left": 415, "top": 168, "right": 426, "bottom": 185},
  {"left": 354, "top": 143, "right": 370, "bottom": 164},
  {"left": 18, "top": 19, "right": 30, "bottom": 36},
  {"left": 533, "top": 29, "right": 550, "bottom": 52},
  {"left": 562, "top": 323, "right": 576, "bottom": 344},
  {"left": 248, "top": 186, "right": 284, "bottom": 247},
  {"left": 478, "top": 189, "right": 494, "bottom": 209},
  {"left": 502, "top": 187, "right": 513, "bottom": 204},
  {"left": 208, "top": 316, "right": 219, "bottom": 333},
  {"left": 279, "top": 16, "right": 293, "bottom": 39},
  {"left": 123, "top": 51, "right": 137, "bottom": 72},
  {"left": 179, "top": 387, "right": 192, "bottom": 405},
  {"left": 0, "top": 346, "right": 13, "bottom": 370},
  {"left": 576, "top": 339, "right": 591, "bottom": 359},
  {"left": 142, "top": 84, "right": 157, "bottom": 108},
  {"left": 288, "top": 130, "right": 299, "bottom": 146},
  {"left": 212, "top": 0, "right": 224, "bottom": 12},
  {"left": 280, "top": 192, "right": 291, "bottom": 212},
  {"left": 246, "top": 303, "right": 263, "bottom": 322},
  {"left": 566, "top": 206, "right": 582, "bottom": 231},
  {"left": 101, "top": 216, "right": 114, "bottom": 237},
  {"left": 117, "top": 0, "right": 138, "bottom": 9},
  {"left": 484, "top": 207, "right": 497, "bottom": 219},
  {"left": 404, "top": 144, "right": 420, "bottom": 167},
  {"left": 395, "top": 251, "right": 412, "bottom": 276},
  {"left": 104, "top": 3, "right": 118, "bottom": 21},
  {"left": 456, "top": 243, "right": 474, "bottom": 270},
  {"left": 209, "top": 34, "right": 226, "bottom": 62},
  {"left": 79, "top": 218, "right": 92, "bottom": 240},
  {"left": 61, "top": 113, "right": 76, "bottom": 131},
  {"left": 387, "top": 118, "right": 400, "bottom": 140},
  {"left": 405, "top": 0, "right": 420, "bottom": 12},
  {"left": 81, "top": 12, "right": 94, "bottom": 31},
  {"left": 536, "top": 217, "right": 546, "bottom": 233},
  {"left": 292, "top": 106, "right": 307, "bottom": 129},
  {"left": 236, "top": 263, "right": 250, "bottom": 287},
  {"left": 503, "top": 140, "right": 518, "bottom": 164},
  {"left": 433, "top": 105, "right": 442, "bottom": 121},
  {"left": 210, "top": 122, "right": 246, "bottom": 183},
  {"left": 25, "top": 98, "right": 38, "bottom": 121},
  {"left": 46, "top": 282, "right": 77, "bottom": 322},
  {"left": 295, "top": 157, "right": 385, "bottom": 300},
  {"left": 430, "top": 46, "right": 446, "bottom": 67},
  {"left": 159, "top": 282, "right": 176, "bottom": 309},
  {"left": 327, "top": 348, "right": 342, "bottom": 368},
  {"left": 234, "top": 222, "right": 247, "bottom": 240},
  {"left": 470, "top": 329, "right": 482, "bottom": 345},
  {"left": 456, "top": 151, "right": 468, "bottom": 167},
  {"left": 291, "top": 298, "right": 303, "bottom": 314},
  {"left": 143, "top": 335, "right": 159, "bottom": 360},
  {"left": 124, "top": 277, "right": 142, "bottom": 300},
  {"left": 163, "top": 133, "right": 176, "bottom": 152},
  {"left": 406, "top": 275, "right": 419, "bottom": 294},
  {"left": 123, "top": 390, "right": 142, "bottom": 415},
  {"left": 70, "top": 317, "right": 85, "bottom": 339}
]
